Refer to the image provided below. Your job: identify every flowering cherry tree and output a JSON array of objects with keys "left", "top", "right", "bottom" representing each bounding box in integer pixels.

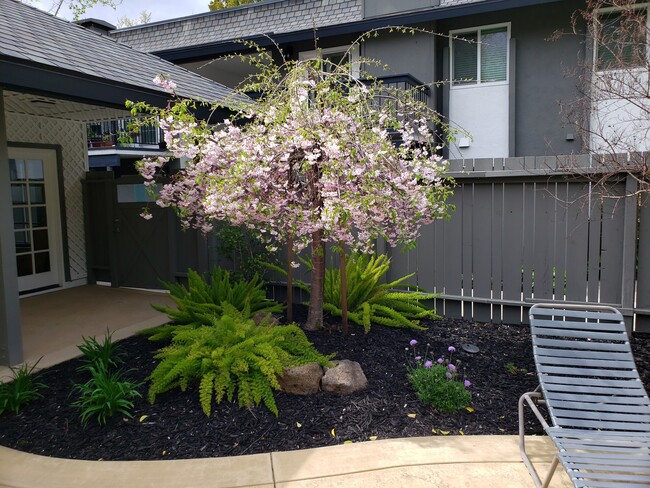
[{"left": 131, "top": 43, "right": 454, "bottom": 330}]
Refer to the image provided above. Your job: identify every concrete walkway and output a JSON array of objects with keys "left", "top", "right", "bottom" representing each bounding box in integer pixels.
[{"left": 0, "top": 435, "right": 572, "bottom": 488}]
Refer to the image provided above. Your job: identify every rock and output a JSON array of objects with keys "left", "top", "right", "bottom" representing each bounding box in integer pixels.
[
  {"left": 322, "top": 360, "right": 368, "bottom": 395},
  {"left": 278, "top": 363, "right": 323, "bottom": 395},
  {"left": 251, "top": 312, "right": 280, "bottom": 326}
]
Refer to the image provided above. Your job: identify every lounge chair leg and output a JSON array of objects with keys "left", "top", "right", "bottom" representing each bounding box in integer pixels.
[
  {"left": 519, "top": 391, "right": 552, "bottom": 488},
  {"left": 541, "top": 455, "right": 559, "bottom": 488}
]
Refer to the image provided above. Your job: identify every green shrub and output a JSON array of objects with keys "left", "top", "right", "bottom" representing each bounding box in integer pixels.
[
  {"left": 323, "top": 254, "right": 439, "bottom": 332},
  {"left": 148, "top": 312, "right": 333, "bottom": 416},
  {"left": 0, "top": 361, "right": 46, "bottom": 415},
  {"left": 145, "top": 268, "right": 284, "bottom": 341},
  {"left": 77, "top": 330, "right": 122, "bottom": 371},
  {"left": 72, "top": 363, "right": 142, "bottom": 426}
]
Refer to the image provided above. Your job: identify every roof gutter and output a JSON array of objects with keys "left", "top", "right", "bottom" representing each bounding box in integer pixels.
[{"left": 154, "top": 0, "right": 564, "bottom": 63}]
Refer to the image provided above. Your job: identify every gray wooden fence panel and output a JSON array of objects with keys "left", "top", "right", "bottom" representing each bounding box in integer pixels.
[
  {"left": 587, "top": 195, "right": 602, "bottom": 303},
  {"left": 533, "top": 183, "right": 555, "bottom": 300},
  {"left": 442, "top": 189, "right": 463, "bottom": 318},
  {"left": 472, "top": 184, "right": 493, "bottom": 322},
  {"left": 599, "top": 186, "right": 625, "bottom": 305},
  {"left": 416, "top": 223, "right": 435, "bottom": 292},
  {"left": 553, "top": 183, "right": 569, "bottom": 301},
  {"left": 564, "top": 183, "right": 590, "bottom": 302},
  {"left": 491, "top": 183, "right": 504, "bottom": 323},
  {"left": 461, "top": 184, "right": 474, "bottom": 318},
  {"left": 636, "top": 196, "right": 650, "bottom": 332},
  {"left": 502, "top": 183, "right": 525, "bottom": 324}
]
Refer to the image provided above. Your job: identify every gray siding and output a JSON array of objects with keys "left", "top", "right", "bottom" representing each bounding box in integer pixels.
[{"left": 437, "top": 0, "right": 585, "bottom": 157}]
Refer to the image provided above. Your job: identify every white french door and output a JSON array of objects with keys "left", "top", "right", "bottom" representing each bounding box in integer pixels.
[{"left": 8, "top": 147, "right": 63, "bottom": 293}]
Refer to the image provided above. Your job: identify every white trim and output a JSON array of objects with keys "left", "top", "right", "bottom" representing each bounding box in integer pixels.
[
  {"left": 450, "top": 22, "right": 511, "bottom": 88},
  {"left": 8, "top": 147, "right": 64, "bottom": 293}
]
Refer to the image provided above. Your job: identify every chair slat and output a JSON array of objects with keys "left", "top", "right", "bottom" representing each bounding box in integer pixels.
[
  {"left": 550, "top": 400, "right": 650, "bottom": 413},
  {"left": 536, "top": 348, "right": 634, "bottom": 361},
  {"left": 533, "top": 327, "right": 629, "bottom": 341},
  {"left": 531, "top": 307, "right": 624, "bottom": 322},
  {"left": 552, "top": 408, "right": 650, "bottom": 423},
  {"left": 538, "top": 365, "right": 639, "bottom": 378},
  {"left": 537, "top": 356, "right": 636, "bottom": 369},
  {"left": 553, "top": 417, "right": 650, "bottom": 431},
  {"left": 543, "top": 376, "right": 645, "bottom": 388},
  {"left": 545, "top": 392, "right": 650, "bottom": 405},
  {"left": 534, "top": 337, "right": 630, "bottom": 352},
  {"left": 533, "top": 318, "right": 627, "bottom": 332}
]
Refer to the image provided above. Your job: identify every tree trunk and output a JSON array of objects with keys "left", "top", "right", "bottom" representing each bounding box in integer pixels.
[
  {"left": 305, "top": 230, "right": 325, "bottom": 331},
  {"left": 339, "top": 245, "right": 349, "bottom": 335},
  {"left": 286, "top": 235, "right": 293, "bottom": 323}
]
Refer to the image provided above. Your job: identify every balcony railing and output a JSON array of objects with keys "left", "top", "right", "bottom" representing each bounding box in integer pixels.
[{"left": 87, "top": 118, "right": 164, "bottom": 149}]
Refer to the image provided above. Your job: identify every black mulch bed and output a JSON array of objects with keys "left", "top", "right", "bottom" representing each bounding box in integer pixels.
[{"left": 1, "top": 306, "right": 649, "bottom": 461}]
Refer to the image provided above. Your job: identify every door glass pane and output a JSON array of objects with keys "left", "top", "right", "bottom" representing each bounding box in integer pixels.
[
  {"left": 16, "top": 254, "right": 32, "bottom": 277},
  {"left": 11, "top": 184, "right": 27, "bottom": 204},
  {"left": 27, "top": 160, "right": 44, "bottom": 181},
  {"left": 15, "top": 231, "right": 31, "bottom": 253},
  {"left": 480, "top": 27, "right": 508, "bottom": 82},
  {"left": 453, "top": 32, "right": 478, "bottom": 84},
  {"left": 33, "top": 229, "right": 49, "bottom": 251},
  {"left": 34, "top": 252, "right": 51, "bottom": 274},
  {"left": 29, "top": 184, "right": 45, "bottom": 204},
  {"left": 31, "top": 207, "right": 47, "bottom": 228},
  {"left": 9, "top": 160, "right": 26, "bottom": 181},
  {"left": 13, "top": 208, "right": 28, "bottom": 229}
]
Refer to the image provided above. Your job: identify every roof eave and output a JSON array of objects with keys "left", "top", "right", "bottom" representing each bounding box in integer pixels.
[{"left": 153, "top": 0, "right": 564, "bottom": 63}]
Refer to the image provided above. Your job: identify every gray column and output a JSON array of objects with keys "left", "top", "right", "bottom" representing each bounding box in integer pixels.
[{"left": 0, "top": 89, "right": 23, "bottom": 366}]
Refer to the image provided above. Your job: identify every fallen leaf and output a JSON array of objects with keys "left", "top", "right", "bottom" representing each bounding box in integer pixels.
[
  {"left": 344, "top": 440, "right": 353, "bottom": 444},
  {"left": 459, "top": 430, "right": 464, "bottom": 435},
  {"left": 369, "top": 436, "right": 378, "bottom": 441},
  {"left": 162, "top": 450, "right": 166, "bottom": 455},
  {"left": 431, "top": 428, "right": 437, "bottom": 434},
  {"left": 407, "top": 413, "right": 417, "bottom": 418},
  {"left": 498, "top": 428, "right": 505, "bottom": 432},
  {"left": 296, "top": 422, "right": 302, "bottom": 428},
  {"left": 465, "top": 407, "right": 475, "bottom": 413},
  {"left": 440, "top": 430, "right": 450, "bottom": 435},
  {"left": 331, "top": 428, "right": 336, "bottom": 437},
  {"left": 139, "top": 415, "right": 149, "bottom": 423}
]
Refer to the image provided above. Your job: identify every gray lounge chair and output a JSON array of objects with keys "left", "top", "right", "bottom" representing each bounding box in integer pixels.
[{"left": 518, "top": 303, "right": 650, "bottom": 487}]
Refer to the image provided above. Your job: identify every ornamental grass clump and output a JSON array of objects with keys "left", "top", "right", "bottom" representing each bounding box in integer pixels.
[
  {"left": 323, "top": 254, "right": 439, "bottom": 332},
  {"left": 406, "top": 341, "right": 472, "bottom": 413},
  {"left": 148, "top": 310, "right": 333, "bottom": 416},
  {"left": 145, "top": 267, "right": 284, "bottom": 341},
  {"left": 72, "top": 331, "right": 142, "bottom": 425},
  {"left": 0, "top": 361, "right": 46, "bottom": 416}
]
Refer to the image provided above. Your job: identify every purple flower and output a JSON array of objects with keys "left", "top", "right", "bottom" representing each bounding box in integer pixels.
[
  {"left": 415, "top": 356, "right": 422, "bottom": 361},
  {"left": 409, "top": 339, "right": 418, "bottom": 347},
  {"left": 437, "top": 357, "right": 444, "bottom": 364},
  {"left": 424, "top": 360, "right": 433, "bottom": 368},
  {"left": 464, "top": 380, "right": 472, "bottom": 388},
  {"left": 448, "top": 346, "right": 456, "bottom": 353},
  {"left": 445, "top": 372, "right": 452, "bottom": 379},
  {"left": 448, "top": 364, "right": 456, "bottom": 372}
]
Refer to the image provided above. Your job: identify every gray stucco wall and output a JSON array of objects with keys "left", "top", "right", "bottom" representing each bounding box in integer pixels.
[{"left": 437, "top": 0, "right": 586, "bottom": 157}]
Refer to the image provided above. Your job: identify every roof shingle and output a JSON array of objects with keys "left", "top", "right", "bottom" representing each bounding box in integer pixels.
[{"left": 1, "top": 0, "right": 238, "bottom": 105}]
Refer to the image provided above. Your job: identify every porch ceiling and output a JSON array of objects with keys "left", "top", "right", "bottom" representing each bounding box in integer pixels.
[{"left": 3, "top": 90, "right": 131, "bottom": 122}]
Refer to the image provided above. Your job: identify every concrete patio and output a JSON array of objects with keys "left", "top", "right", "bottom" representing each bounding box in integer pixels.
[{"left": 0, "top": 285, "right": 573, "bottom": 488}]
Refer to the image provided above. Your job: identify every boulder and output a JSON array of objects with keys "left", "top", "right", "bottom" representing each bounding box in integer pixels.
[
  {"left": 278, "top": 363, "right": 323, "bottom": 395},
  {"left": 322, "top": 360, "right": 368, "bottom": 395},
  {"left": 251, "top": 312, "right": 280, "bottom": 326}
]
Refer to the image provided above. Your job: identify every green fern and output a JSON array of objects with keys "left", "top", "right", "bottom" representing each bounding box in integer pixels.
[
  {"left": 148, "top": 314, "right": 333, "bottom": 416},
  {"left": 143, "top": 268, "right": 284, "bottom": 341},
  {"left": 324, "top": 254, "right": 440, "bottom": 332}
]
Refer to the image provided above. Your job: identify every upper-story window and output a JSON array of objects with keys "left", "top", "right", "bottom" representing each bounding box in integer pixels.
[
  {"left": 595, "top": 6, "right": 648, "bottom": 71},
  {"left": 451, "top": 24, "right": 509, "bottom": 86},
  {"left": 299, "top": 45, "right": 360, "bottom": 77}
]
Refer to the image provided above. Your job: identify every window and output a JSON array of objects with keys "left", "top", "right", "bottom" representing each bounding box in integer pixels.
[
  {"left": 451, "top": 25, "right": 509, "bottom": 85},
  {"left": 299, "top": 45, "right": 359, "bottom": 77},
  {"left": 596, "top": 7, "right": 647, "bottom": 70}
]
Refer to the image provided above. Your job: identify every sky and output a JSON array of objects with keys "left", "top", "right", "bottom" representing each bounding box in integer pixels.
[{"left": 32, "top": 0, "right": 211, "bottom": 26}]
